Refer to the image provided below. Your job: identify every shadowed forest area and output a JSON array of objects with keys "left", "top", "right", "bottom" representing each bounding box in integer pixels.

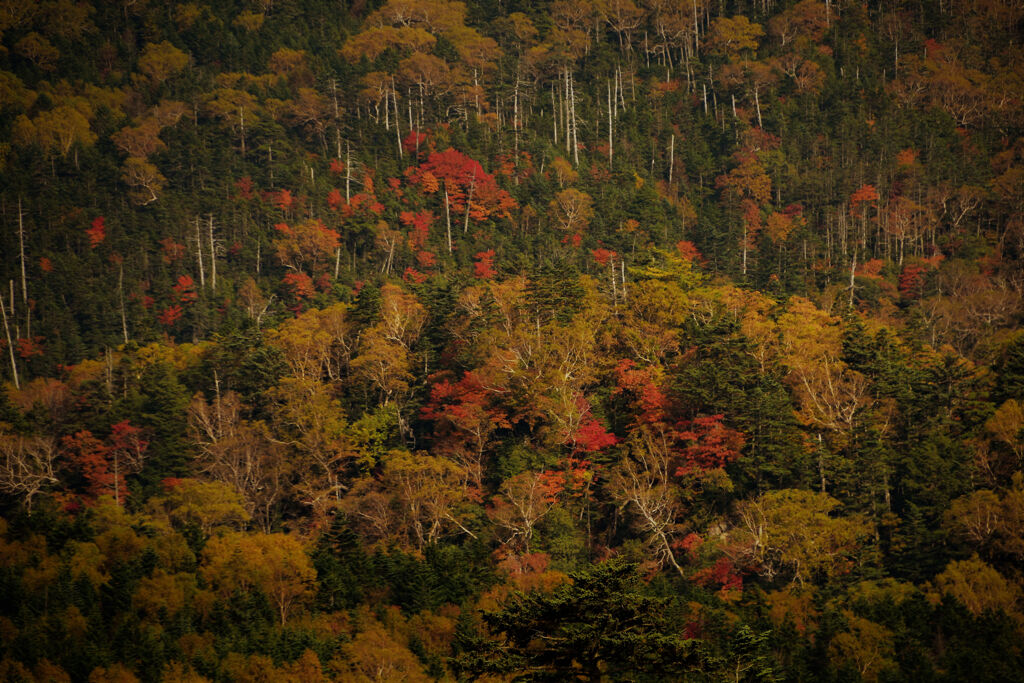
[{"left": 1, "top": 0, "right": 1023, "bottom": 680}]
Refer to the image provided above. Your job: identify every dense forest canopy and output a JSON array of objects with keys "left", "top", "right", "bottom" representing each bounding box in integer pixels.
[{"left": 1, "top": 0, "right": 1023, "bottom": 680}]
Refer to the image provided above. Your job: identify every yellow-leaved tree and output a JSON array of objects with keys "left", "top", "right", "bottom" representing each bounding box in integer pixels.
[
  {"left": 201, "top": 532, "right": 316, "bottom": 625},
  {"left": 729, "top": 489, "right": 872, "bottom": 586}
]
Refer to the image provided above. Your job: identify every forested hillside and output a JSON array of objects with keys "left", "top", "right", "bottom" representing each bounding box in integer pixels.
[{"left": 1, "top": 0, "right": 1023, "bottom": 680}]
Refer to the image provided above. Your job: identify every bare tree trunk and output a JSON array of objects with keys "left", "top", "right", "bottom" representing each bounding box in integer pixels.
[
  {"left": 239, "top": 107, "right": 246, "bottom": 156},
  {"left": 693, "top": 0, "right": 700, "bottom": 48},
  {"left": 621, "top": 260, "right": 628, "bottom": 302},
  {"left": 119, "top": 262, "right": 128, "bottom": 344},
  {"left": 208, "top": 215, "right": 217, "bottom": 292},
  {"left": 755, "top": 87, "right": 763, "bottom": 128},
  {"left": 569, "top": 70, "right": 579, "bottom": 166},
  {"left": 113, "top": 450, "right": 120, "bottom": 506},
  {"left": 473, "top": 68, "right": 481, "bottom": 116},
  {"left": 463, "top": 181, "right": 475, "bottom": 234},
  {"left": 668, "top": 134, "right": 674, "bottom": 183},
  {"left": 0, "top": 288, "right": 18, "bottom": 388},
  {"left": 17, "top": 199, "right": 26, "bottom": 308},
  {"left": 17, "top": 199, "right": 29, "bottom": 339},
  {"left": 617, "top": 66, "right": 627, "bottom": 111},
  {"left": 818, "top": 434, "right": 827, "bottom": 492},
  {"left": 742, "top": 221, "right": 748, "bottom": 276},
  {"left": 848, "top": 252, "right": 857, "bottom": 308},
  {"left": 514, "top": 67, "right": 521, "bottom": 161},
  {"left": 607, "top": 79, "right": 614, "bottom": 167},
  {"left": 552, "top": 82, "right": 558, "bottom": 145},
  {"left": 563, "top": 69, "right": 571, "bottom": 155},
  {"left": 392, "top": 78, "right": 403, "bottom": 159},
  {"left": 610, "top": 256, "right": 617, "bottom": 306},
  {"left": 195, "top": 216, "right": 205, "bottom": 289},
  {"left": 384, "top": 239, "right": 395, "bottom": 276},
  {"left": 444, "top": 184, "right": 453, "bottom": 252}
]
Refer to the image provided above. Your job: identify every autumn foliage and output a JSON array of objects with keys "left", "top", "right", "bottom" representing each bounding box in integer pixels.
[{"left": 2, "top": 1, "right": 1024, "bottom": 680}]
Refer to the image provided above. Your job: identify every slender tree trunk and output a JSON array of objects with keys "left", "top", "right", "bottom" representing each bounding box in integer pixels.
[
  {"left": 607, "top": 79, "right": 614, "bottom": 167},
  {"left": 513, "top": 67, "right": 521, "bottom": 161},
  {"left": 848, "top": 252, "right": 857, "bottom": 308},
  {"left": 0, "top": 288, "right": 18, "bottom": 389},
  {"left": 614, "top": 66, "right": 622, "bottom": 111},
  {"left": 196, "top": 216, "right": 205, "bottom": 289},
  {"left": 384, "top": 238, "right": 395, "bottom": 276},
  {"left": 818, "top": 434, "right": 827, "bottom": 492},
  {"left": 208, "top": 215, "right": 217, "bottom": 292},
  {"left": 17, "top": 199, "right": 27, "bottom": 307},
  {"left": 463, "top": 181, "right": 475, "bottom": 234},
  {"left": 742, "top": 221, "right": 748, "bottom": 276},
  {"left": 693, "top": 0, "right": 700, "bottom": 48},
  {"left": 610, "top": 256, "right": 617, "bottom": 307},
  {"left": 755, "top": 86, "right": 763, "bottom": 128},
  {"left": 392, "top": 78, "right": 403, "bottom": 159},
  {"left": 569, "top": 70, "right": 579, "bottom": 166},
  {"left": 239, "top": 107, "right": 246, "bottom": 156},
  {"left": 345, "top": 142, "right": 351, "bottom": 202},
  {"left": 552, "top": 82, "right": 558, "bottom": 145},
  {"left": 17, "top": 199, "right": 29, "bottom": 339},
  {"left": 444, "top": 184, "right": 453, "bottom": 252},
  {"left": 563, "top": 68, "right": 571, "bottom": 155},
  {"left": 668, "top": 134, "right": 674, "bottom": 183},
  {"left": 119, "top": 262, "right": 128, "bottom": 344},
  {"left": 474, "top": 69, "right": 481, "bottom": 116},
  {"left": 620, "top": 260, "right": 627, "bottom": 302},
  {"left": 113, "top": 451, "right": 120, "bottom": 507}
]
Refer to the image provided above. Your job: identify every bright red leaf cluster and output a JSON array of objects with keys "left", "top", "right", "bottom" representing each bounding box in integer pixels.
[
  {"left": 674, "top": 415, "right": 745, "bottom": 475},
  {"left": 172, "top": 275, "right": 197, "bottom": 304},
  {"left": 405, "top": 148, "right": 517, "bottom": 222},
  {"left": 898, "top": 263, "right": 928, "bottom": 299},
  {"left": 849, "top": 184, "right": 880, "bottom": 212},
  {"left": 158, "top": 305, "right": 183, "bottom": 326},
  {"left": 614, "top": 359, "right": 744, "bottom": 475},
  {"left": 282, "top": 272, "right": 315, "bottom": 300},
  {"left": 473, "top": 250, "right": 496, "bottom": 279},
  {"left": 235, "top": 176, "right": 254, "bottom": 200},
  {"left": 16, "top": 337, "right": 45, "bottom": 359},
  {"left": 400, "top": 210, "right": 434, "bottom": 249},
  {"left": 675, "top": 241, "right": 702, "bottom": 261},
  {"left": 86, "top": 216, "right": 106, "bottom": 248},
  {"left": 592, "top": 248, "right": 616, "bottom": 266}
]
